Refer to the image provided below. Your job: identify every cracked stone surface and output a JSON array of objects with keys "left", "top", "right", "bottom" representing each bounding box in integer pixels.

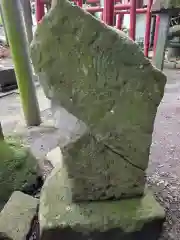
[{"left": 31, "top": 0, "right": 166, "bottom": 200}]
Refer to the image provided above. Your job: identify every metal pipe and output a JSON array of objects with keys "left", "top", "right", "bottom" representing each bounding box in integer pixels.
[
  {"left": 100, "top": 0, "right": 104, "bottom": 21},
  {"left": 1, "top": 0, "right": 41, "bottom": 126},
  {"left": 129, "top": 0, "right": 136, "bottom": 40},
  {"left": 86, "top": 6, "right": 103, "bottom": 12},
  {"left": 115, "top": 8, "right": 147, "bottom": 14},
  {"left": 116, "top": 14, "right": 124, "bottom": 29},
  {"left": 20, "top": 0, "right": 33, "bottom": 44},
  {"left": 77, "top": 0, "right": 83, "bottom": 7},
  {"left": 153, "top": 15, "right": 160, "bottom": 56},
  {"left": 86, "top": 6, "right": 147, "bottom": 14},
  {"left": 136, "top": 0, "right": 143, "bottom": 8},
  {"left": 86, "top": 0, "right": 100, "bottom": 3},
  {"left": 115, "top": 3, "right": 130, "bottom": 10},
  {"left": 86, "top": 4, "right": 139, "bottom": 13},
  {"left": 144, "top": 0, "right": 153, "bottom": 57},
  {"left": 86, "top": 0, "right": 121, "bottom": 3},
  {"left": 36, "top": 0, "right": 45, "bottom": 22},
  {"left": 103, "top": 0, "right": 114, "bottom": 25}
]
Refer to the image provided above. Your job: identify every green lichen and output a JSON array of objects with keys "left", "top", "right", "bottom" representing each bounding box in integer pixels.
[
  {"left": 170, "top": 0, "right": 180, "bottom": 7},
  {"left": 0, "top": 138, "right": 38, "bottom": 205},
  {"left": 61, "top": 131, "right": 145, "bottom": 201},
  {"left": 39, "top": 166, "right": 165, "bottom": 233},
  {"left": 166, "top": 0, "right": 180, "bottom": 7},
  {"left": 154, "top": 0, "right": 180, "bottom": 8},
  {"left": 31, "top": 0, "right": 166, "bottom": 201}
]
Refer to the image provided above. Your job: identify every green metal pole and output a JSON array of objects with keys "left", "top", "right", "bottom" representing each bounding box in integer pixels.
[
  {"left": 0, "top": 0, "right": 41, "bottom": 126},
  {"left": 0, "top": 4, "right": 9, "bottom": 45},
  {"left": 20, "top": 0, "right": 33, "bottom": 44}
]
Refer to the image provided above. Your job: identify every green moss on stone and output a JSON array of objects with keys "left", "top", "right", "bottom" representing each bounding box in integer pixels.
[
  {"left": 153, "top": 0, "right": 180, "bottom": 9},
  {"left": 0, "top": 138, "right": 38, "bottom": 204},
  {"left": 61, "top": 132, "right": 145, "bottom": 201},
  {"left": 166, "top": 0, "right": 180, "bottom": 7},
  {"left": 30, "top": 0, "right": 166, "bottom": 201},
  {"left": 0, "top": 192, "right": 38, "bottom": 240},
  {"left": 39, "top": 166, "right": 165, "bottom": 233}
]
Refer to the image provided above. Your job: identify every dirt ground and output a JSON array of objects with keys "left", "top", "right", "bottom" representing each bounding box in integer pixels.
[{"left": 1, "top": 67, "right": 180, "bottom": 239}]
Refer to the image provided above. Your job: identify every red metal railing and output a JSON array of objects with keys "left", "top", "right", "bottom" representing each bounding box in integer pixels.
[
  {"left": 36, "top": 0, "right": 154, "bottom": 57},
  {"left": 129, "top": 0, "right": 136, "bottom": 40},
  {"left": 144, "top": 0, "right": 153, "bottom": 57},
  {"left": 103, "top": 0, "right": 114, "bottom": 25},
  {"left": 36, "top": 0, "right": 44, "bottom": 22}
]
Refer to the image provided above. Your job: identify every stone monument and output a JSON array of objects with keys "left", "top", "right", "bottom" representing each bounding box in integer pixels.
[{"left": 31, "top": 0, "right": 166, "bottom": 239}]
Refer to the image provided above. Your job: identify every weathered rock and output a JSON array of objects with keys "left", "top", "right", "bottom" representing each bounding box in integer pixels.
[
  {"left": 62, "top": 132, "right": 145, "bottom": 200},
  {"left": 0, "top": 138, "right": 39, "bottom": 205},
  {"left": 39, "top": 166, "right": 165, "bottom": 240},
  {"left": 31, "top": 0, "right": 166, "bottom": 201},
  {"left": 46, "top": 147, "right": 63, "bottom": 168},
  {"left": 31, "top": 1, "right": 166, "bottom": 238},
  {"left": 0, "top": 191, "right": 38, "bottom": 240}
]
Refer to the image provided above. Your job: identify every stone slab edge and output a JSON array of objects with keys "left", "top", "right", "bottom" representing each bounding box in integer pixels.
[
  {"left": 39, "top": 166, "right": 165, "bottom": 235},
  {"left": 0, "top": 191, "right": 38, "bottom": 240}
]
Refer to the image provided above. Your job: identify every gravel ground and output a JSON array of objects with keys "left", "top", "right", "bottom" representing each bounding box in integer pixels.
[
  {"left": 1, "top": 68, "right": 180, "bottom": 239},
  {"left": 147, "top": 69, "right": 180, "bottom": 240}
]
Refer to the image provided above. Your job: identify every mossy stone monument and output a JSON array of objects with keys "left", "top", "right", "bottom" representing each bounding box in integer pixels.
[{"left": 31, "top": 0, "right": 166, "bottom": 239}]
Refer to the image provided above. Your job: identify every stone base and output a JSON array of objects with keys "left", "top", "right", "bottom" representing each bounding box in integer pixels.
[
  {"left": 39, "top": 167, "right": 165, "bottom": 240},
  {"left": 0, "top": 191, "right": 38, "bottom": 240}
]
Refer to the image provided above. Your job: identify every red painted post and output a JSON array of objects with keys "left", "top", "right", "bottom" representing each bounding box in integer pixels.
[
  {"left": 115, "top": 3, "right": 130, "bottom": 10},
  {"left": 86, "top": 0, "right": 124, "bottom": 3},
  {"left": 86, "top": 3, "right": 131, "bottom": 13},
  {"left": 115, "top": 8, "right": 147, "bottom": 14},
  {"left": 103, "top": 0, "right": 114, "bottom": 26},
  {"left": 86, "top": 0, "right": 99, "bottom": 3},
  {"left": 144, "top": 0, "right": 153, "bottom": 57},
  {"left": 153, "top": 15, "right": 160, "bottom": 56},
  {"left": 86, "top": 6, "right": 103, "bottom": 13},
  {"left": 129, "top": 0, "right": 136, "bottom": 40},
  {"left": 116, "top": 14, "right": 124, "bottom": 29},
  {"left": 136, "top": 0, "right": 143, "bottom": 8},
  {"left": 36, "top": 0, "right": 45, "bottom": 22},
  {"left": 77, "top": 0, "right": 83, "bottom": 7},
  {"left": 87, "top": 6, "right": 147, "bottom": 14}
]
